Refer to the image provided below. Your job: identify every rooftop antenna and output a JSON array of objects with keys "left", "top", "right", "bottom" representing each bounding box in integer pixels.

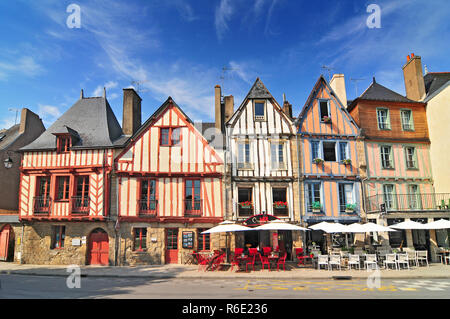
[
  {"left": 8, "top": 108, "right": 19, "bottom": 125},
  {"left": 350, "top": 78, "right": 366, "bottom": 97},
  {"left": 220, "top": 66, "right": 237, "bottom": 93},
  {"left": 131, "top": 80, "right": 149, "bottom": 94},
  {"left": 321, "top": 65, "right": 334, "bottom": 81}
]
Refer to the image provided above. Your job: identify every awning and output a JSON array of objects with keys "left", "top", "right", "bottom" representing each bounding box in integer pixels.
[{"left": 0, "top": 215, "right": 20, "bottom": 223}]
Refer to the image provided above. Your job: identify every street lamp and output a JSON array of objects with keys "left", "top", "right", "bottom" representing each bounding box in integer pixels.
[{"left": 3, "top": 156, "right": 13, "bottom": 169}]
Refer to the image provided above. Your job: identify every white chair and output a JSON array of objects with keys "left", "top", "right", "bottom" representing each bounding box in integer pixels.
[
  {"left": 406, "top": 250, "right": 417, "bottom": 267},
  {"left": 383, "top": 254, "right": 397, "bottom": 270},
  {"left": 416, "top": 250, "right": 429, "bottom": 267},
  {"left": 396, "top": 253, "right": 410, "bottom": 270},
  {"left": 364, "top": 254, "right": 378, "bottom": 270},
  {"left": 318, "top": 255, "right": 329, "bottom": 270},
  {"left": 329, "top": 255, "right": 341, "bottom": 270},
  {"left": 348, "top": 254, "right": 361, "bottom": 270},
  {"left": 445, "top": 255, "right": 450, "bottom": 265}
]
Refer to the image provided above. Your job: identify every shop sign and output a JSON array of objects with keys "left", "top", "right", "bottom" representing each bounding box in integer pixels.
[{"left": 242, "top": 214, "right": 279, "bottom": 227}]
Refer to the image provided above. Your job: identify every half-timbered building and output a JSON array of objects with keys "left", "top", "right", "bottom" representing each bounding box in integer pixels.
[
  {"left": 224, "top": 78, "right": 300, "bottom": 259},
  {"left": 297, "top": 75, "right": 362, "bottom": 250},
  {"left": 18, "top": 89, "right": 126, "bottom": 265},
  {"left": 114, "top": 97, "right": 224, "bottom": 265}
]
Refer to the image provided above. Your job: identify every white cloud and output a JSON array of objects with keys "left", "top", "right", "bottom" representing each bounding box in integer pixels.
[
  {"left": 0, "top": 56, "right": 44, "bottom": 80},
  {"left": 215, "top": 0, "right": 234, "bottom": 41},
  {"left": 93, "top": 81, "right": 118, "bottom": 97},
  {"left": 37, "top": 104, "right": 63, "bottom": 126}
]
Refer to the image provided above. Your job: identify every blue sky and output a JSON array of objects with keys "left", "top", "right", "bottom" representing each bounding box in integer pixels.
[{"left": 0, "top": 0, "right": 449, "bottom": 129}]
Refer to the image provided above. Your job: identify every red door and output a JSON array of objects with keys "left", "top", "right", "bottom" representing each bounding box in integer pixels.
[
  {"left": 88, "top": 229, "right": 109, "bottom": 265},
  {"left": 0, "top": 225, "right": 11, "bottom": 261},
  {"left": 165, "top": 228, "right": 178, "bottom": 264}
]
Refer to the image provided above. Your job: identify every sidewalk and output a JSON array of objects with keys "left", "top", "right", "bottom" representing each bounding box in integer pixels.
[{"left": 1, "top": 262, "right": 449, "bottom": 280}]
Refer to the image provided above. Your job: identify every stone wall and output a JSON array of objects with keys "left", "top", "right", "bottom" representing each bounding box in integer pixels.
[{"left": 20, "top": 222, "right": 115, "bottom": 265}]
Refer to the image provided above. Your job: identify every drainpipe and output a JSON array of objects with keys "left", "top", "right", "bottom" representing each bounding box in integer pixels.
[{"left": 20, "top": 224, "right": 24, "bottom": 264}]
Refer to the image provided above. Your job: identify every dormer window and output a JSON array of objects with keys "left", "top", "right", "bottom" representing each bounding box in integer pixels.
[
  {"left": 319, "top": 99, "right": 330, "bottom": 122},
  {"left": 57, "top": 136, "right": 72, "bottom": 153}
]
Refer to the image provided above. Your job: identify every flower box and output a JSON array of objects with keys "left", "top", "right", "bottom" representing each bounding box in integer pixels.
[
  {"left": 313, "top": 158, "right": 324, "bottom": 164},
  {"left": 322, "top": 116, "right": 332, "bottom": 123},
  {"left": 239, "top": 201, "right": 253, "bottom": 209},
  {"left": 312, "top": 201, "right": 322, "bottom": 212},
  {"left": 345, "top": 203, "right": 357, "bottom": 212},
  {"left": 342, "top": 159, "right": 352, "bottom": 165},
  {"left": 273, "top": 201, "right": 288, "bottom": 209}
]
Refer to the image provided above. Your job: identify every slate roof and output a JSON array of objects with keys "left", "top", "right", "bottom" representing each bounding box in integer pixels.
[
  {"left": 247, "top": 78, "right": 273, "bottom": 99},
  {"left": 21, "top": 97, "right": 124, "bottom": 151},
  {"left": 347, "top": 78, "right": 423, "bottom": 111},
  {"left": 0, "top": 124, "right": 21, "bottom": 150},
  {"left": 424, "top": 72, "right": 450, "bottom": 99}
]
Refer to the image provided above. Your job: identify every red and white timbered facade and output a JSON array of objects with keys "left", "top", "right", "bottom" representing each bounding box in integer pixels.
[
  {"left": 19, "top": 147, "right": 113, "bottom": 221},
  {"left": 115, "top": 98, "right": 224, "bottom": 223}
]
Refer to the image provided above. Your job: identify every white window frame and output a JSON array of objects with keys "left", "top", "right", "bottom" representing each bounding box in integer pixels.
[
  {"left": 338, "top": 182, "right": 356, "bottom": 212},
  {"left": 380, "top": 145, "right": 394, "bottom": 169},
  {"left": 253, "top": 100, "right": 266, "bottom": 121},
  {"left": 376, "top": 108, "right": 391, "bottom": 130},
  {"left": 270, "top": 140, "right": 286, "bottom": 170},
  {"left": 400, "top": 109, "right": 414, "bottom": 131},
  {"left": 237, "top": 140, "right": 252, "bottom": 170},
  {"left": 404, "top": 146, "right": 418, "bottom": 169},
  {"left": 318, "top": 99, "right": 330, "bottom": 121}
]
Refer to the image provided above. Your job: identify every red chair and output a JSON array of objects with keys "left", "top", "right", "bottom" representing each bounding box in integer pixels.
[
  {"left": 277, "top": 253, "right": 287, "bottom": 271},
  {"left": 196, "top": 253, "right": 209, "bottom": 272},
  {"left": 210, "top": 253, "right": 225, "bottom": 271},
  {"left": 234, "top": 248, "right": 244, "bottom": 256},
  {"left": 248, "top": 248, "right": 258, "bottom": 256},
  {"left": 295, "top": 248, "right": 308, "bottom": 266},
  {"left": 246, "top": 254, "right": 257, "bottom": 272},
  {"left": 262, "top": 247, "right": 272, "bottom": 256},
  {"left": 260, "top": 254, "right": 271, "bottom": 271},
  {"left": 230, "top": 253, "right": 241, "bottom": 272}
]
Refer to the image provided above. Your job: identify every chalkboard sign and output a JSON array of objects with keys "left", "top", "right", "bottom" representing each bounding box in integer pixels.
[{"left": 182, "top": 231, "right": 194, "bottom": 249}]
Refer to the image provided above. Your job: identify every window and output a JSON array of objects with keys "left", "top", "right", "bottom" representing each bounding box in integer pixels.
[
  {"left": 383, "top": 184, "right": 396, "bottom": 209},
  {"left": 319, "top": 100, "right": 330, "bottom": 120},
  {"left": 57, "top": 136, "right": 71, "bottom": 153},
  {"left": 408, "top": 184, "right": 421, "bottom": 209},
  {"left": 380, "top": 145, "right": 393, "bottom": 168},
  {"left": 338, "top": 183, "right": 354, "bottom": 212},
  {"left": 185, "top": 179, "right": 201, "bottom": 216},
  {"left": 405, "top": 147, "right": 417, "bottom": 169},
  {"left": 272, "top": 188, "right": 288, "bottom": 216},
  {"left": 73, "top": 176, "right": 89, "bottom": 211},
  {"left": 401, "top": 110, "right": 414, "bottom": 131},
  {"left": 133, "top": 228, "right": 147, "bottom": 251},
  {"left": 56, "top": 176, "right": 70, "bottom": 201},
  {"left": 339, "top": 142, "right": 349, "bottom": 161},
  {"left": 323, "top": 142, "right": 336, "bottom": 162},
  {"left": 160, "top": 127, "right": 181, "bottom": 146},
  {"left": 238, "top": 187, "right": 253, "bottom": 216},
  {"left": 140, "top": 179, "right": 157, "bottom": 213},
  {"left": 377, "top": 108, "right": 390, "bottom": 130},
  {"left": 270, "top": 142, "right": 285, "bottom": 170},
  {"left": 311, "top": 141, "right": 320, "bottom": 160},
  {"left": 37, "top": 176, "right": 51, "bottom": 199},
  {"left": 51, "top": 226, "right": 65, "bottom": 249},
  {"left": 237, "top": 142, "right": 251, "bottom": 169},
  {"left": 254, "top": 101, "right": 265, "bottom": 120},
  {"left": 387, "top": 219, "right": 406, "bottom": 248},
  {"left": 167, "top": 229, "right": 178, "bottom": 250},
  {"left": 197, "top": 229, "right": 210, "bottom": 251},
  {"left": 305, "top": 183, "right": 321, "bottom": 212}
]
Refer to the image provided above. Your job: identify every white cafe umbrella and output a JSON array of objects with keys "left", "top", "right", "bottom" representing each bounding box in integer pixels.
[
  {"left": 309, "top": 221, "right": 349, "bottom": 233},
  {"left": 423, "top": 219, "right": 450, "bottom": 230},
  {"left": 389, "top": 220, "right": 429, "bottom": 230},
  {"left": 357, "top": 222, "right": 397, "bottom": 233},
  {"left": 252, "top": 219, "right": 309, "bottom": 231},
  {"left": 201, "top": 220, "right": 251, "bottom": 234}
]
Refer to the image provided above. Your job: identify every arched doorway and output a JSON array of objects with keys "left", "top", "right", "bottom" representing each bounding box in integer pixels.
[
  {"left": 87, "top": 228, "right": 109, "bottom": 265},
  {"left": 0, "top": 225, "right": 14, "bottom": 262}
]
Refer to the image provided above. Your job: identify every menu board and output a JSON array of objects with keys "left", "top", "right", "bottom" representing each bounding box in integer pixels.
[{"left": 182, "top": 231, "right": 194, "bottom": 249}]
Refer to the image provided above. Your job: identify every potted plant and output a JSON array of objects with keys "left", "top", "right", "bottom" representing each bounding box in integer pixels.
[
  {"left": 342, "top": 159, "right": 352, "bottom": 165},
  {"left": 239, "top": 201, "right": 253, "bottom": 209},
  {"left": 312, "top": 201, "right": 322, "bottom": 212},
  {"left": 345, "top": 203, "right": 357, "bottom": 212},
  {"left": 322, "top": 116, "right": 331, "bottom": 123},
  {"left": 313, "top": 158, "right": 324, "bottom": 164},
  {"left": 273, "top": 201, "right": 288, "bottom": 209}
]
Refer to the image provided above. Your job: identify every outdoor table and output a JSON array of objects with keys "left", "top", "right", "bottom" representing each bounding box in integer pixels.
[{"left": 437, "top": 250, "right": 450, "bottom": 264}]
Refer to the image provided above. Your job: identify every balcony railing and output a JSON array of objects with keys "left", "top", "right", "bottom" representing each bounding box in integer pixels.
[
  {"left": 366, "top": 193, "right": 450, "bottom": 213},
  {"left": 33, "top": 196, "right": 52, "bottom": 215},
  {"left": 138, "top": 199, "right": 158, "bottom": 217},
  {"left": 71, "top": 196, "right": 90, "bottom": 215},
  {"left": 184, "top": 199, "right": 202, "bottom": 217},
  {"left": 273, "top": 206, "right": 289, "bottom": 216},
  {"left": 238, "top": 203, "right": 254, "bottom": 217}
]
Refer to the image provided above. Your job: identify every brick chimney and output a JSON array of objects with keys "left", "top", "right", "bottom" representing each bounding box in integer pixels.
[
  {"left": 282, "top": 100, "right": 293, "bottom": 119},
  {"left": 223, "top": 95, "right": 234, "bottom": 125},
  {"left": 215, "top": 85, "right": 223, "bottom": 132},
  {"left": 122, "top": 88, "right": 142, "bottom": 136},
  {"left": 330, "top": 74, "right": 347, "bottom": 107},
  {"left": 402, "top": 53, "right": 426, "bottom": 101}
]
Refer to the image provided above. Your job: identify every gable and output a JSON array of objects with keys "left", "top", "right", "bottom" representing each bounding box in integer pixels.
[
  {"left": 298, "top": 77, "right": 359, "bottom": 137},
  {"left": 116, "top": 99, "right": 223, "bottom": 174}
]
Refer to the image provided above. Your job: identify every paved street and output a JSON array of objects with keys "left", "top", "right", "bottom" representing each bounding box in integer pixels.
[{"left": 1, "top": 274, "right": 449, "bottom": 299}]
